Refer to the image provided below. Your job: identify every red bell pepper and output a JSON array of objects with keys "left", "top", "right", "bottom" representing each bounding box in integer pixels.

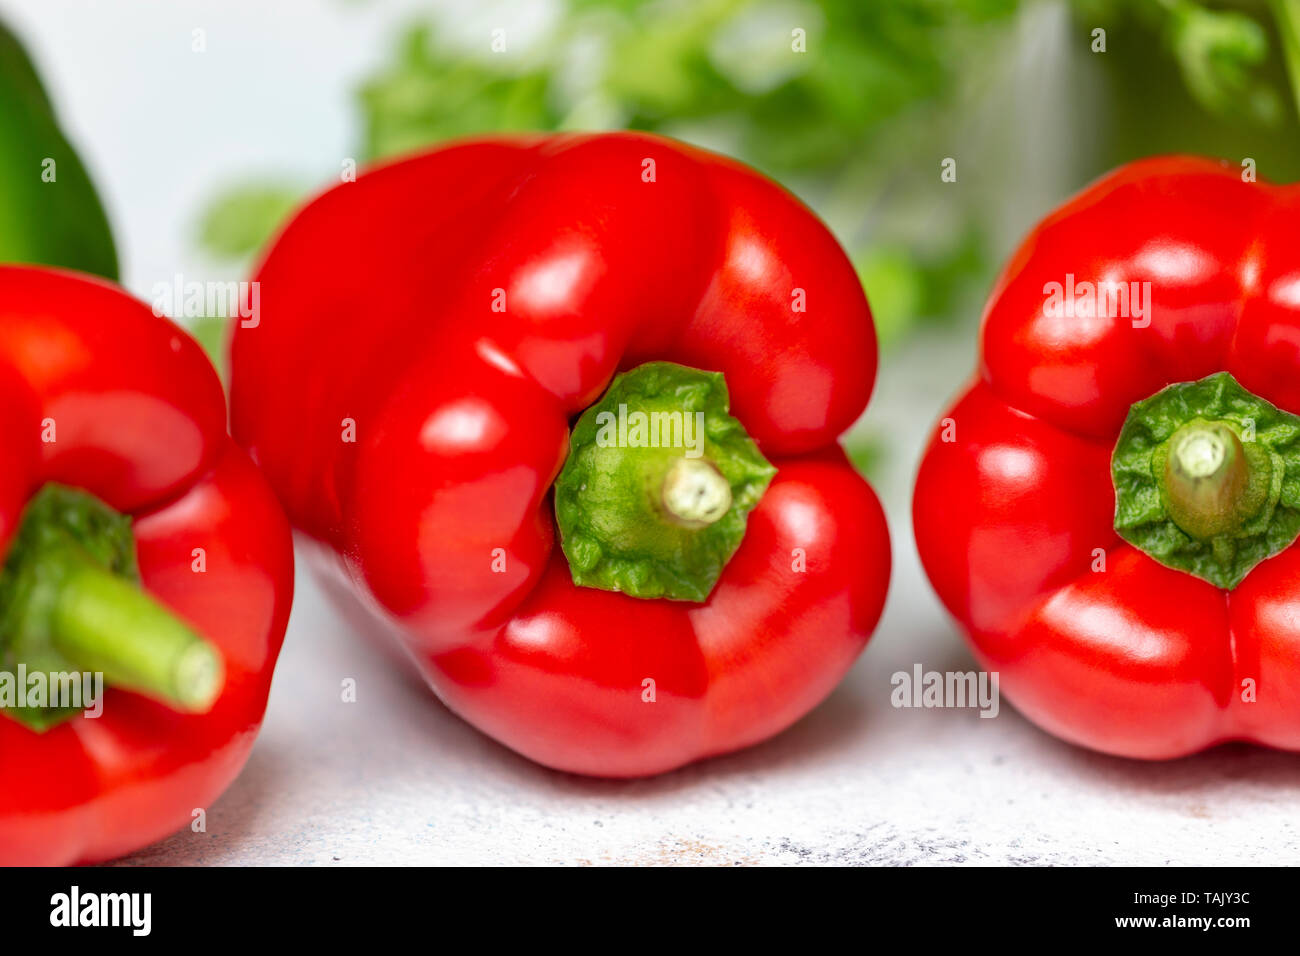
[
  {"left": 0, "top": 266, "right": 294, "bottom": 865},
  {"left": 230, "top": 132, "right": 890, "bottom": 777},
  {"left": 914, "top": 156, "right": 1300, "bottom": 759}
]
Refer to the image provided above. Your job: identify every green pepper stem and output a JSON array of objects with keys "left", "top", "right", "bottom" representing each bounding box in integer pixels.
[
  {"left": 553, "top": 361, "right": 776, "bottom": 602},
  {"left": 1162, "top": 421, "right": 1249, "bottom": 540},
  {"left": 0, "top": 484, "right": 226, "bottom": 729},
  {"left": 1113, "top": 372, "right": 1299, "bottom": 590},
  {"left": 50, "top": 560, "right": 223, "bottom": 712},
  {"left": 661, "top": 458, "right": 732, "bottom": 527}
]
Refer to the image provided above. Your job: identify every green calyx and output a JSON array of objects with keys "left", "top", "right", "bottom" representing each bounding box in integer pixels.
[
  {"left": 0, "top": 484, "right": 224, "bottom": 731},
  {"left": 1112, "top": 371, "right": 1300, "bottom": 589},
  {"left": 553, "top": 361, "right": 777, "bottom": 602}
]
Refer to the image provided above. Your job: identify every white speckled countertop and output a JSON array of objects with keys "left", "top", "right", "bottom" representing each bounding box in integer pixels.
[
  {"left": 116, "top": 515, "right": 1300, "bottom": 867},
  {"left": 5, "top": 0, "right": 1296, "bottom": 867}
]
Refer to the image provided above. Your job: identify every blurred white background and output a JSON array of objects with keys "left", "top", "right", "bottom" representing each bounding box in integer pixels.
[{"left": 1, "top": 0, "right": 552, "bottom": 294}]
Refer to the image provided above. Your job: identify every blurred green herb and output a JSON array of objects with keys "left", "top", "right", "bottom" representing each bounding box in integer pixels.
[
  {"left": 1168, "top": 0, "right": 1279, "bottom": 122},
  {"left": 843, "top": 433, "right": 886, "bottom": 479},
  {"left": 1272, "top": 0, "right": 1300, "bottom": 117},
  {"left": 198, "top": 182, "right": 302, "bottom": 262},
  {"left": 195, "top": 0, "right": 1300, "bottom": 353},
  {"left": 360, "top": 0, "right": 1020, "bottom": 167},
  {"left": 189, "top": 183, "right": 301, "bottom": 379},
  {"left": 197, "top": 0, "right": 1027, "bottom": 343},
  {"left": 190, "top": 315, "right": 230, "bottom": 377}
]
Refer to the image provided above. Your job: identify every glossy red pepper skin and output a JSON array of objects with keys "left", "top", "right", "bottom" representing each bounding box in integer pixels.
[
  {"left": 0, "top": 266, "right": 294, "bottom": 865},
  {"left": 914, "top": 157, "right": 1300, "bottom": 759},
  {"left": 231, "top": 132, "right": 890, "bottom": 777}
]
